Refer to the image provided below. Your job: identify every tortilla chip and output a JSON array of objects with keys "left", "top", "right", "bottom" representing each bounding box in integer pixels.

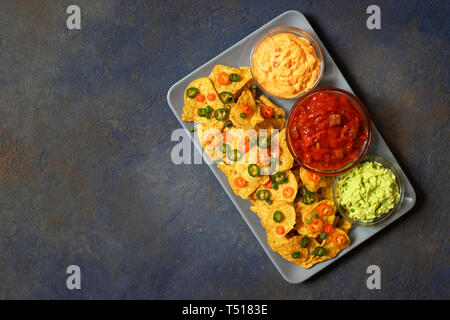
[
  {"left": 335, "top": 217, "right": 352, "bottom": 233},
  {"left": 217, "top": 163, "right": 269, "bottom": 199},
  {"left": 305, "top": 228, "right": 350, "bottom": 266},
  {"left": 256, "top": 95, "right": 286, "bottom": 130},
  {"left": 229, "top": 89, "right": 264, "bottom": 129},
  {"left": 269, "top": 235, "right": 312, "bottom": 264},
  {"left": 252, "top": 170, "right": 298, "bottom": 203},
  {"left": 251, "top": 201, "right": 296, "bottom": 246},
  {"left": 273, "top": 129, "right": 294, "bottom": 172},
  {"left": 319, "top": 184, "right": 334, "bottom": 201},
  {"left": 246, "top": 79, "right": 257, "bottom": 98},
  {"left": 196, "top": 125, "right": 226, "bottom": 162},
  {"left": 220, "top": 127, "right": 259, "bottom": 165},
  {"left": 209, "top": 65, "right": 253, "bottom": 98},
  {"left": 299, "top": 167, "right": 332, "bottom": 192},
  {"left": 181, "top": 78, "right": 227, "bottom": 130},
  {"left": 299, "top": 200, "right": 337, "bottom": 237}
]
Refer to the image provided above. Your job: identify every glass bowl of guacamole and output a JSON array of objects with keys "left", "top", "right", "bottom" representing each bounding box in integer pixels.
[{"left": 333, "top": 155, "right": 404, "bottom": 227}]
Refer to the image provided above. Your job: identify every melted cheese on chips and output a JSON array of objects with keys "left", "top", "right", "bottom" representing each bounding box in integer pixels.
[
  {"left": 182, "top": 78, "right": 228, "bottom": 130},
  {"left": 229, "top": 89, "right": 264, "bottom": 129},
  {"left": 209, "top": 65, "right": 253, "bottom": 97},
  {"left": 217, "top": 163, "right": 269, "bottom": 199},
  {"left": 252, "top": 170, "right": 298, "bottom": 203},
  {"left": 299, "top": 200, "right": 337, "bottom": 237},
  {"left": 273, "top": 129, "right": 294, "bottom": 172},
  {"left": 250, "top": 201, "right": 296, "bottom": 241},
  {"left": 196, "top": 124, "right": 226, "bottom": 162},
  {"left": 299, "top": 166, "right": 332, "bottom": 192},
  {"left": 256, "top": 95, "right": 286, "bottom": 130},
  {"left": 181, "top": 64, "right": 352, "bottom": 270}
]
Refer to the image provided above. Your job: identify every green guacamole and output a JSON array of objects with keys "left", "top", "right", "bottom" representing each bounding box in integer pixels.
[{"left": 336, "top": 161, "right": 399, "bottom": 223}]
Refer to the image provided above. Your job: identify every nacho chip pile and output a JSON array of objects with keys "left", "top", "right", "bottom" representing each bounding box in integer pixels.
[{"left": 181, "top": 64, "right": 352, "bottom": 269}]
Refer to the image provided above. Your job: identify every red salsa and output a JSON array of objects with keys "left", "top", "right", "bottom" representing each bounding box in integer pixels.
[{"left": 288, "top": 91, "right": 368, "bottom": 170}]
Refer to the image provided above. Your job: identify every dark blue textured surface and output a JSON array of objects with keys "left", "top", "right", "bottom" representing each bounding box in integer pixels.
[{"left": 0, "top": 0, "right": 448, "bottom": 299}]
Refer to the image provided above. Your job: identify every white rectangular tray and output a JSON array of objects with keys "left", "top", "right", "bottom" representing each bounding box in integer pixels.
[{"left": 167, "top": 10, "right": 416, "bottom": 283}]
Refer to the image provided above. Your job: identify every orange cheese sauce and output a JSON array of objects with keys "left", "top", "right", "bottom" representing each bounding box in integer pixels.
[{"left": 252, "top": 32, "right": 320, "bottom": 98}]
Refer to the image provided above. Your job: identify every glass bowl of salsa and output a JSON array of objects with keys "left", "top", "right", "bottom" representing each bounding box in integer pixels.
[{"left": 286, "top": 87, "right": 372, "bottom": 175}]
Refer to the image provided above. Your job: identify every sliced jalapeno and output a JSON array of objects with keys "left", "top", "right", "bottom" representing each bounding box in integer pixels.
[
  {"left": 249, "top": 83, "right": 257, "bottom": 90},
  {"left": 291, "top": 251, "right": 301, "bottom": 259},
  {"left": 219, "top": 91, "right": 234, "bottom": 104},
  {"left": 271, "top": 172, "right": 287, "bottom": 185},
  {"left": 314, "top": 246, "right": 327, "bottom": 257},
  {"left": 186, "top": 87, "right": 198, "bottom": 98},
  {"left": 222, "top": 144, "right": 230, "bottom": 154},
  {"left": 299, "top": 186, "right": 308, "bottom": 197},
  {"left": 294, "top": 186, "right": 308, "bottom": 203},
  {"left": 224, "top": 120, "right": 232, "bottom": 127},
  {"left": 302, "top": 191, "right": 316, "bottom": 204},
  {"left": 257, "top": 136, "right": 271, "bottom": 149},
  {"left": 240, "top": 113, "right": 247, "bottom": 118},
  {"left": 256, "top": 189, "right": 270, "bottom": 201},
  {"left": 198, "top": 106, "right": 212, "bottom": 119},
  {"left": 229, "top": 73, "right": 240, "bottom": 82},
  {"left": 227, "top": 149, "right": 242, "bottom": 162},
  {"left": 213, "top": 108, "right": 228, "bottom": 121},
  {"left": 198, "top": 108, "right": 206, "bottom": 117},
  {"left": 300, "top": 236, "right": 310, "bottom": 248},
  {"left": 248, "top": 164, "right": 260, "bottom": 177},
  {"left": 273, "top": 211, "right": 283, "bottom": 223}
]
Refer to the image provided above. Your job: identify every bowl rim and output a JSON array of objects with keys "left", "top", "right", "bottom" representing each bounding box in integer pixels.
[
  {"left": 249, "top": 26, "right": 325, "bottom": 100},
  {"left": 333, "top": 154, "right": 405, "bottom": 227},
  {"left": 285, "top": 87, "right": 373, "bottom": 176}
]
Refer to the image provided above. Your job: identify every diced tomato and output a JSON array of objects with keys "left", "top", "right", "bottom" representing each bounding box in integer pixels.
[
  {"left": 302, "top": 134, "right": 315, "bottom": 147},
  {"left": 218, "top": 72, "right": 230, "bottom": 85},
  {"left": 323, "top": 224, "right": 334, "bottom": 234},
  {"left": 207, "top": 93, "right": 216, "bottom": 101},
  {"left": 233, "top": 177, "right": 248, "bottom": 188},
  {"left": 282, "top": 187, "right": 295, "bottom": 199},
  {"left": 329, "top": 114, "right": 341, "bottom": 127},
  {"left": 290, "top": 127, "right": 300, "bottom": 140},
  {"left": 275, "top": 225, "right": 285, "bottom": 235},
  {"left": 261, "top": 106, "right": 274, "bottom": 118},
  {"left": 317, "top": 203, "right": 332, "bottom": 216},
  {"left": 308, "top": 218, "right": 323, "bottom": 233},
  {"left": 195, "top": 93, "right": 205, "bottom": 102},
  {"left": 331, "top": 233, "right": 347, "bottom": 246},
  {"left": 240, "top": 103, "right": 252, "bottom": 115},
  {"left": 333, "top": 149, "right": 344, "bottom": 159},
  {"left": 348, "top": 123, "right": 360, "bottom": 139}
]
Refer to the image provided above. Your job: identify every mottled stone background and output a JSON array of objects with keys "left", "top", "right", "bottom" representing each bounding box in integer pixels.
[{"left": 0, "top": 0, "right": 448, "bottom": 299}]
